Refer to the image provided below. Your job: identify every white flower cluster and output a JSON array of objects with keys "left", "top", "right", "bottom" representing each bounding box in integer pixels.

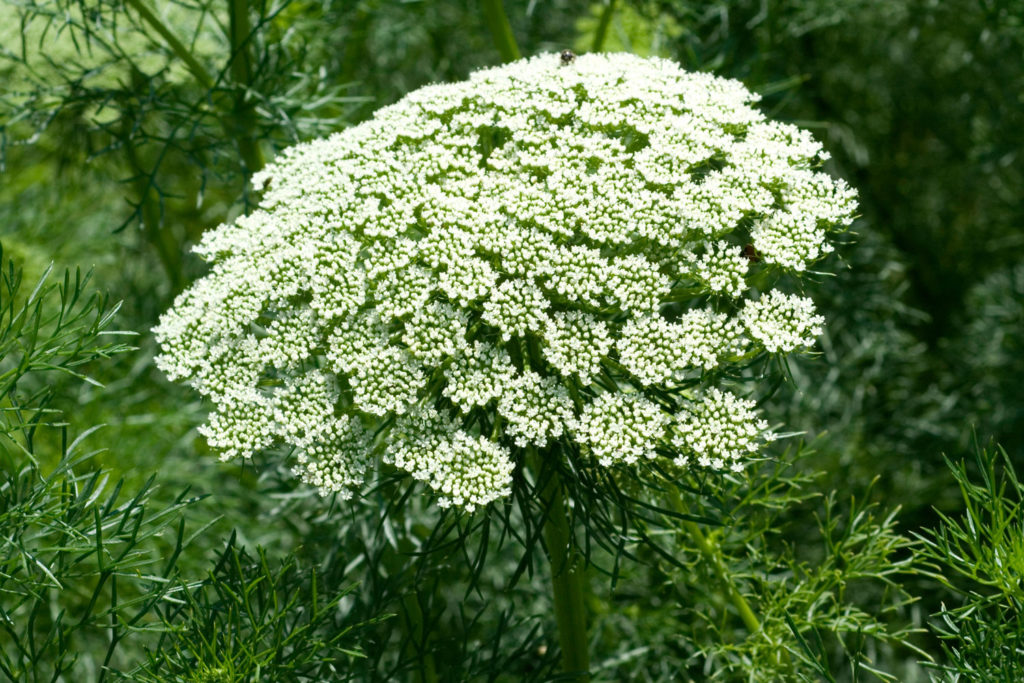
[
  {"left": 574, "top": 393, "right": 670, "bottom": 466},
  {"left": 682, "top": 241, "right": 750, "bottom": 297},
  {"left": 672, "top": 388, "right": 776, "bottom": 472},
  {"left": 294, "top": 416, "right": 372, "bottom": 497},
  {"left": 384, "top": 408, "right": 514, "bottom": 511},
  {"left": 616, "top": 307, "right": 748, "bottom": 385},
  {"left": 154, "top": 53, "right": 856, "bottom": 510},
  {"left": 741, "top": 290, "right": 825, "bottom": 353},
  {"left": 498, "top": 372, "right": 575, "bottom": 448}
]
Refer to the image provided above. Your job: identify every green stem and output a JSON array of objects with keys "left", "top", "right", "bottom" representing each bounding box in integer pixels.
[
  {"left": 125, "top": 0, "right": 265, "bottom": 175},
  {"left": 123, "top": 0, "right": 215, "bottom": 90},
  {"left": 135, "top": 175, "right": 182, "bottom": 292},
  {"left": 668, "top": 477, "right": 800, "bottom": 673},
  {"left": 532, "top": 447, "right": 589, "bottom": 680},
  {"left": 401, "top": 592, "right": 439, "bottom": 683},
  {"left": 227, "top": 0, "right": 266, "bottom": 174},
  {"left": 121, "top": 112, "right": 184, "bottom": 290},
  {"left": 480, "top": 0, "right": 521, "bottom": 63},
  {"left": 672, "top": 497, "right": 762, "bottom": 634},
  {"left": 591, "top": 0, "right": 617, "bottom": 53}
]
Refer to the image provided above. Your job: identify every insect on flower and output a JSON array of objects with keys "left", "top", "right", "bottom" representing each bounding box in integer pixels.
[{"left": 559, "top": 49, "right": 576, "bottom": 65}]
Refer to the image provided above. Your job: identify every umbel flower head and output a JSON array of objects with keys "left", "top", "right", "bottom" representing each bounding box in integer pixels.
[{"left": 154, "top": 53, "right": 857, "bottom": 511}]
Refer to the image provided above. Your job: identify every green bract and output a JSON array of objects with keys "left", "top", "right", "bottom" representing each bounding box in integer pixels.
[{"left": 154, "top": 53, "right": 857, "bottom": 511}]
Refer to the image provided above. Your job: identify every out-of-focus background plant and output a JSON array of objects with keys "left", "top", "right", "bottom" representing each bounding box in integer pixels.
[{"left": 1, "top": 0, "right": 1021, "bottom": 679}]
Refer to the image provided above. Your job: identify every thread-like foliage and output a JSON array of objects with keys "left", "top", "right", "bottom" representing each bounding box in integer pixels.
[
  {"left": 134, "top": 538, "right": 378, "bottom": 682},
  {"left": 0, "top": 243, "right": 132, "bottom": 450},
  {"left": 918, "top": 444, "right": 1024, "bottom": 680},
  {"left": 0, "top": 248, "right": 373, "bottom": 679},
  {"left": 0, "top": 245, "right": 179, "bottom": 680}
]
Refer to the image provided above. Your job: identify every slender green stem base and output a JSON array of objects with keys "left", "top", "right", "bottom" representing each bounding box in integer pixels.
[
  {"left": 668, "top": 489, "right": 760, "bottom": 633},
  {"left": 533, "top": 447, "right": 589, "bottom": 681},
  {"left": 591, "top": 0, "right": 617, "bottom": 53},
  {"left": 682, "top": 519, "right": 761, "bottom": 633},
  {"left": 401, "top": 592, "right": 439, "bottom": 683},
  {"left": 228, "top": 0, "right": 266, "bottom": 174},
  {"left": 669, "top": 489, "right": 792, "bottom": 668},
  {"left": 480, "top": 0, "right": 521, "bottom": 63}
]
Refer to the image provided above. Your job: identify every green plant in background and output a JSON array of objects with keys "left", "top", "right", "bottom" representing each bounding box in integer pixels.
[
  {"left": 136, "top": 538, "right": 378, "bottom": 682},
  {"left": 0, "top": 445, "right": 200, "bottom": 681},
  {"left": 577, "top": 443, "right": 925, "bottom": 681},
  {"left": 0, "top": 244, "right": 375, "bottom": 679},
  {"left": 0, "top": 245, "right": 173, "bottom": 680},
  {"left": 1, "top": 0, "right": 360, "bottom": 292},
  {"left": 0, "top": 244, "right": 133, "bottom": 458},
  {"left": 574, "top": 1, "right": 684, "bottom": 57},
  {"left": 917, "top": 444, "right": 1024, "bottom": 680}
]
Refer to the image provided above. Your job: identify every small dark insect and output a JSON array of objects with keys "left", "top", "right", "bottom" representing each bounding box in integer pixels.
[
  {"left": 559, "top": 49, "right": 576, "bottom": 65},
  {"left": 742, "top": 244, "right": 761, "bottom": 263}
]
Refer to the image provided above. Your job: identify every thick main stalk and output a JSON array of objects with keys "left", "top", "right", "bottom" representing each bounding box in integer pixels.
[{"left": 532, "top": 447, "right": 589, "bottom": 680}]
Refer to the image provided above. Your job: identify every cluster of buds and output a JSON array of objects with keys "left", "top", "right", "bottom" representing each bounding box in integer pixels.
[{"left": 155, "top": 53, "right": 856, "bottom": 510}]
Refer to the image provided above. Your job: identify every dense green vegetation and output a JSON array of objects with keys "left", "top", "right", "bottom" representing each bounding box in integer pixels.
[{"left": 1, "top": 0, "right": 1021, "bottom": 680}]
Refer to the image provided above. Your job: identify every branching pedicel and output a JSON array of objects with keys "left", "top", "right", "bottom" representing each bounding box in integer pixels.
[{"left": 154, "top": 53, "right": 856, "bottom": 511}]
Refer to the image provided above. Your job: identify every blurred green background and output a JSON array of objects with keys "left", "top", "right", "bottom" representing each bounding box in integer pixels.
[{"left": 1, "top": 0, "right": 1022, "bottom": 679}]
